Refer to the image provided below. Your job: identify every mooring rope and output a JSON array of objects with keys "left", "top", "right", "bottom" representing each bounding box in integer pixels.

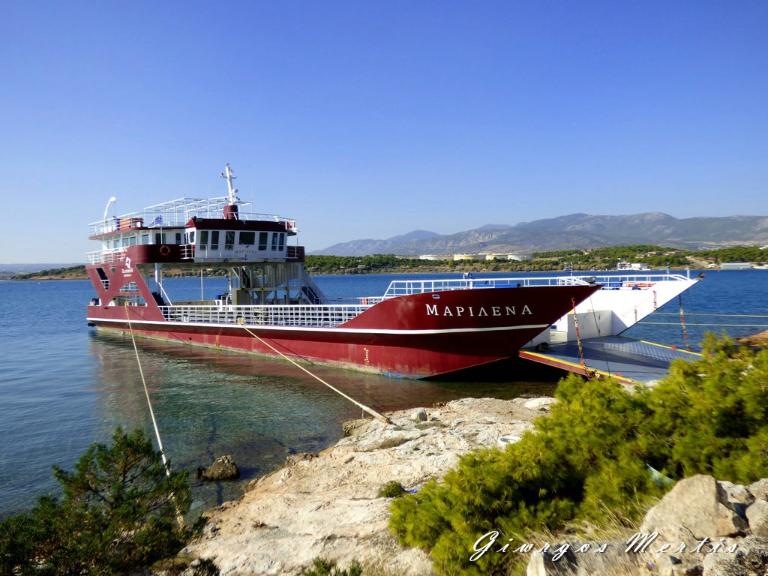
[
  {"left": 678, "top": 295, "right": 691, "bottom": 351},
  {"left": 240, "top": 326, "right": 392, "bottom": 424},
  {"left": 586, "top": 295, "right": 613, "bottom": 377},
  {"left": 124, "top": 305, "right": 185, "bottom": 528},
  {"left": 570, "top": 297, "right": 591, "bottom": 376}
]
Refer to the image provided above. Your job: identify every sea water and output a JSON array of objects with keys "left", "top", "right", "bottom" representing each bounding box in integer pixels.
[{"left": 0, "top": 270, "right": 766, "bottom": 517}]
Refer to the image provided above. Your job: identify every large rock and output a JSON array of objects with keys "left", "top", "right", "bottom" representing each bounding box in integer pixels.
[
  {"left": 641, "top": 475, "right": 747, "bottom": 544},
  {"left": 702, "top": 536, "right": 768, "bottom": 575},
  {"left": 749, "top": 479, "right": 768, "bottom": 502},
  {"left": 718, "top": 480, "right": 755, "bottom": 519},
  {"left": 746, "top": 500, "right": 768, "bottom": 537},
  {"left": 197, "top": 455, "right": 240, "bottom": 481}
]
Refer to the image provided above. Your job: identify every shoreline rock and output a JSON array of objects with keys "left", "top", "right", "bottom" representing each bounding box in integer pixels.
[
  {"left": 197, "top": 455, "right": 241, "bottom": 482},
  {"left": 183, "top": 397, "right": 552, "bottom": 575}
]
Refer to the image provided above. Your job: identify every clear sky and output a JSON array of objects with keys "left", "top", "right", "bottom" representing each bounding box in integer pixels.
[{"left": 1, "top": 0, "right": 766, "bottom": 263}]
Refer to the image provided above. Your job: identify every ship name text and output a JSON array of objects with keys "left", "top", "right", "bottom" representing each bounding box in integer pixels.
[{"left": 425, "top": 304, "right": 532, "bottom": 317}]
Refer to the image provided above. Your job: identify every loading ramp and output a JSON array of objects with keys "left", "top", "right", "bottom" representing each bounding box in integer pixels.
[{"left": 519, "top": 336, "right": 702, "bottom": 385}]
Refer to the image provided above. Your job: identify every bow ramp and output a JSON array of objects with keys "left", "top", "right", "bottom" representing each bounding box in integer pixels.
[{"left": 519, "top": 336, "right": 702, "bottom": 385}]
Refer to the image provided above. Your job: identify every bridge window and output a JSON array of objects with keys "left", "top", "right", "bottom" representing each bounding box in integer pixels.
[
  {"left": 141, "top": 234, "right": 150, "bottom": 245},
  {"left": 154, "top": 233, "right": 166, "bottom": 244},
  {"left": 239, "top": 231, "right": 255, "bottom": 245},
  {"left": 278, "top": 233, "right": 285, "bottom": 251},
  {"left": 175, "top": 232, "right": 182, "bottom": 244},
  {"left": 271, "top": 232, "right": 278, "bottom": 251},
  {"left": 258, "top": 232, "right": 268, "bottom": 251},
  {"left": 225, "top": 231, "right": 235, "bottom": 249},
  {"left": 211, "top": 231, "right": 219, "bottom": 250},
  {"left": 200, "top": 230, "right": 209, "bottom": 246}
]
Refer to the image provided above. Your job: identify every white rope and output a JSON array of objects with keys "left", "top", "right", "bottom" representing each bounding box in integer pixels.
[
  {"left": 124, "top": 305, "right": 185, "bottom": 528},
  {"left": 241, "top": 326, "right": 392, "bottom": 424}
]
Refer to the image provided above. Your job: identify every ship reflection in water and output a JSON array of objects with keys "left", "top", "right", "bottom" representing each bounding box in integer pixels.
[{"left": 89, "top": 331, "right": 553, "bottom": 508}]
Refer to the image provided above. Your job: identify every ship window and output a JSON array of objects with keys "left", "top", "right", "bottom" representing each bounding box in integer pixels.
[
  {"left": 225, "top": 231, "right": 235, "bottom": 249},
  {"left": 175, "top": 232, "right": 182, "bottom": 244},
  {"left": 188, "top": 231, "right": 195, "bottom": 245},
  {"left": 278, "top": 233, "right": 285, "bottom": 251},
  {"left": 239, "top": 231, "right": 255, "bottom": 245},
  {"left": 128, "top": 236, "right": 137, "bottom": 246},
  {"left": 258, "top": 232, "right": 268, "bottom": 250},
  {"left": 211, "top": 231, "right": 219, "bottom": 250},
  {"left": 200, "top": 230, "right": 209, "bottom": 246},
  {"left": 141, "top": 234, "right": 150, "bottom": 245},
  {"left": 154, "top": 233, "right": 166, "bottom": 245},
  {"left": 271, "top": 232, "right": 278, "bottom": 251}
]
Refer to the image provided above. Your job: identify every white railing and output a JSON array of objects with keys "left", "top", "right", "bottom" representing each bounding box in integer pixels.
[
  {"left": 89, "top": 196, "right": 297, "bottom": 236},
  {"left": 381, "top": 276, "right": 590, "bottom": 298},
  {"left": 380, "top": 273, "right": 692, "bottom": 299},
  {"left": 158, "top": 303, "right": 369, "bottom": 328},
  {"left": 87, "top": 248, "right": 127, "bottom": 265}
]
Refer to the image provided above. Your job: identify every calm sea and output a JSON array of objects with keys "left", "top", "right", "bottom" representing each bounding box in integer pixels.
[{"left": 1, "top": 270, "right": 767, "bottom": 517}]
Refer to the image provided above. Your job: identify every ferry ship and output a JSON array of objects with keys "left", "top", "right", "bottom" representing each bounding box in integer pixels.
[{"left": 85, "top": 165, "right": 601, "bottom": 378}]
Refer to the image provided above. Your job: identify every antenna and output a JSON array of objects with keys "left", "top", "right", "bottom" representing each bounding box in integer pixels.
[
  {"left": 221, "top": 163, "right": 240, "bottom": 205},
  {"left": 103, "top": 196, "right": 117, "bottom": 222}
]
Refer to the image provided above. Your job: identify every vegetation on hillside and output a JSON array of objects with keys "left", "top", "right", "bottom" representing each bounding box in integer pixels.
[
  {"left": 9, "top": 244, "right": 768, "bottom": 280},
  {"left": 0, "top": 428, "right": 196, "bottom": 575},
  {"left": 389, "top": 335, "right": 768, "bottom": 575}
]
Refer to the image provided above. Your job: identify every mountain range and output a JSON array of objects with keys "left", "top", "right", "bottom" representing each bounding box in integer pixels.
[{"left": 314, "top": 213, "right": 768, "bottom": 256}]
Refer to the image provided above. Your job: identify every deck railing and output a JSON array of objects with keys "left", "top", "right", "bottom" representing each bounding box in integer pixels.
[
  {"left": 379, "top": 273, "right": 691, "bottom": 299},
  {"left": 89, "top": 197, "right": 297, "bottom": 236},
  {"left": 158, "top": 303, "right": 369, "bottom": 328},
  {"left": 87, "top": 248, "right": 127, "bottom": 265}
]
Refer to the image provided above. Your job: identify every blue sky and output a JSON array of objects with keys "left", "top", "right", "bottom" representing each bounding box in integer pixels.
[{"left": 1, "top": 0, "right": 766, "bottom": 263}]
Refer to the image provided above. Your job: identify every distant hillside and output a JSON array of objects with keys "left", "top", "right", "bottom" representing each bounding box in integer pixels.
[{"left": 314, "top": 213, "right": 768, "bottom": 256}]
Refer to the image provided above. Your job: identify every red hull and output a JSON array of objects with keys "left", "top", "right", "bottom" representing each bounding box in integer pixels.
[{"left": 86, "top": 270, "right": 599, "bottom": 378}]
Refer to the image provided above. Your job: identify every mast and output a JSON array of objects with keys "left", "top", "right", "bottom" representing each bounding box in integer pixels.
[{"left": 221, "top": 163, "right": 240, "bottom": 220}]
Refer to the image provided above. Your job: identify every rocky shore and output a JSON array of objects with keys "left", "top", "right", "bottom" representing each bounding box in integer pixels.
[
  {"left": 182, "top": 397, "right": 553, "bottom": 575},
  {"left": 177, "top": 397, "right": 768, "bottom": 576}
]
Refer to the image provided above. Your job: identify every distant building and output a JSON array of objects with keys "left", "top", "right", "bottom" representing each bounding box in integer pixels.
[
  {"left": 720, "top": 262, "right": 753, "bottom": 270},
  {"left": 418, "top": 254, "right": 441, "bottom": 261},
  {"left": 483, "top": 253, "right": 528, "bottom": 261},
  {"left": 453, "top": 254, "right": 482, "bottom": 261}
]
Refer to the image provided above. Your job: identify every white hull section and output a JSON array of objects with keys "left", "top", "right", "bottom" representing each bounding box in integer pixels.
[{"left": 527, "top": 275, "right": 699, "bottom": 346}]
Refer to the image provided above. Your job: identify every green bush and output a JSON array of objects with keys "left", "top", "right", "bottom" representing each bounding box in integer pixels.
[
  {"left": 389, "top": 335, "right": 768, "bottom": 575},
  {"left": 301, "top": 557, "right": 363, "bottom": 576},
  {"left": 0, "top": 428, "right": 192, "bottom": 575},
  {"left": 378, "top": 481, "right": 407, "bottom": 498}
]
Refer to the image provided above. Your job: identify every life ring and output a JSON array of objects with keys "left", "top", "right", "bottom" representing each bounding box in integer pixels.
[{"left": 159, "top": 245, "right": 171, "bottom": 257}]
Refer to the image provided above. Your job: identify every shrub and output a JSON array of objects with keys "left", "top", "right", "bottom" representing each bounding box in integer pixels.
[
  {"left": 389, "top": 335, "right": 768, "bottom": 575},
  {"left": 0, "top": 428, "right": 192, "bottom": 575},
  {"left": 302, "top": 557, "right": 363, "bottom": 576},
  {"left": 378, "top": 481, "right": 407, "bottom": 498}
]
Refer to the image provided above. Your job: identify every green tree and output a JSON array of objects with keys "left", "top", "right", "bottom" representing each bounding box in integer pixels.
[{"left": 1, "top": 428, "right": 191, "bottom": 575}]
